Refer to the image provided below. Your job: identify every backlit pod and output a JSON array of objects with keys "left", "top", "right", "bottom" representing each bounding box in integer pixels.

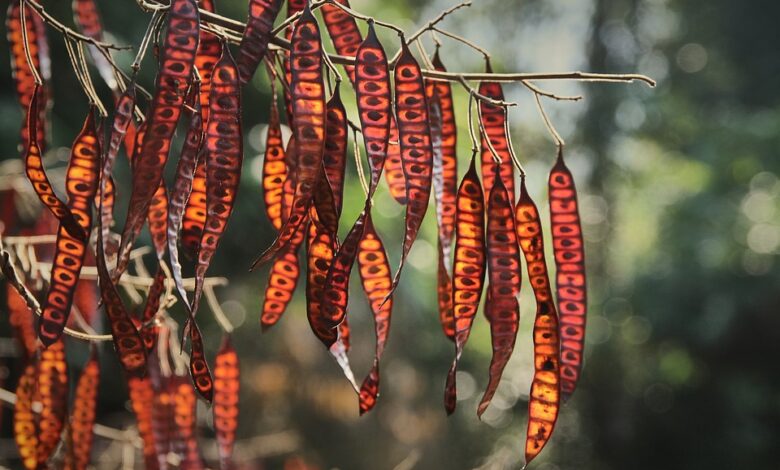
[
  {"left": 357, "top": 213, "right": 394, "bottom": 414},
  {"left": 7, "top": 1, "right": 48, "bottom": 150},
  {"left": 189, "top": 320, "right": 214, "bottom": 402},
  {"left": 322, "top": 86, "right": 348, "bottom": 214},
  {"left": 516, "top": 179, "right": 561, "bottom": 465},
  {"left": 436, "top": 244, "right": 455, "bottom": 342},
  {"left": 67, "top": 351, "right": 100, "bottom": 470},
  {"left": 477, "top": 174, "right": 522, "bottom": 418},
  {"left": 387, "top": 41, "right": 434, "bottom": 296},
  {"left": 354, "top": 22, "right": 391, "bottom": 195},
  {"left": 148, "top": 184, "right": 169, "bottom": 260},
  {"left": 305, "top": 223, "right": 339, "bottom": 346},
  {"left": 261, "top": 221, "right": 305, "bottom": 330},
  {"left": 182, "top": 154, "right": 208, "bottom": 258},
  {"left": 13, "top": 360, "right": 38, "bottom": 470},
  {"left": 150, "top": 368, "right": 174, "bottom": 469},
  {"left": 214, "top": 335, "right": 240, "bottom": 469},
  {"left": 6, "top": 285, "right": 37, "bottom": 358},
  {"left": 321, "top": 0, "right": 362, "bottom": 84},
  {"left": 171, "top": 374, "right": 203, "bottom": 469},
  {"left": 40, "top": 111, "right": 100, "bottom": 345},
  {"left": 37, "top": 339, "right": 69, "bottom": 465},
  {"left": 478, "top": 61, "right": 515, "bottom": 203},
  {"left": 548, "top": 150, "right": 587, "bottom": 402},
  {"left": 237, "top": 0, "right": 283, "bottom": 84},
  {"left": 444, "top": 157, "right": 486, "bottom": 414},
  {"left": 127, "top": 377, "right": 159, "bottom": 470},
  {"left": 140, "top": 267, "right": 166, "bottom": 352},
  {"left": 262, "top": 91, "right": 287, "bottom": 231},
  {"left": 282, "top": 0, "right": 308, "bottom": 120},
  {"left": 23, "top": 89, "right": 84, "bottom": 241},
  {"left": 426, "top": 50, "right": 458, "bottom": 259},
  {"left": 312, "top": 165, "right": 340, "bottom": 236},
  {"left": 72, "top": 0, "right": 116, "bottom": 91},
  {"left": 116, "top": 0, "right": 199, "bottom": 279},
  {"left": 383, "top": 116, "right": 407, "bottom": 204},
  {"left": 252, "top": 5, "right": 327, "bottom": 268},
  {"left": 168, "top": 85, "right": 204, "bottom": 305},
  {"left": 195, "top": 0, "right": 221, "bottom": 124},
  {"left": 191, "top": 44, "right": 242, "bottom": 322}
]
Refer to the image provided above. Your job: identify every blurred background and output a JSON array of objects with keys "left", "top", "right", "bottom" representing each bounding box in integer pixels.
[{"left": 1, "top": 0, "right": 779, "bottom": 469}]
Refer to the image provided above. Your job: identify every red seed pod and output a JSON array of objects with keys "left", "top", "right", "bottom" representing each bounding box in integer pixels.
[
  {"left": 168, "top": 84, "right": 204, "bottom": 305},
  {"left": 426, "top": 49, "right": 458, "bottom": 259},
  {"left": 321, "top": 0, "right": 362, "bottom": 84},
  {"left": 214, "top": 335, "right": 240, "bottom": 469},
  {"left": 150, "top": 370, "right": 174, "bottom": 469},
  {"left": 387, "top": 41, "right": 434, "bottom": 296},
  {"left": 262, "top": 92, "right": 287, "bottom": 231},
  {"left": 189, "top": 321, "right": 214, "bottom": 402},
  {"left": 95, "top": 228, "right": 148, "bottom": 377},
  {"left": 320, "top": 210, "right": 367, "bottom": 337},
  {"left": 478, "top": 61, "right": 515, "bottom": 204},
  {"left": 282, "top": 0, "right": 308, "bottom": 120},
  {"left": 354, "top": 22, "right": 391, "bottom": 195},
  {"left": 7, "top": 1, "right": 48, "bottom": 150},
  {"left": 322, "top": 86, "right": 348, "bottom": 214},
  {"left": 436, "top": 243, "right": 455, "bottom": 342},
  {"left": 37, "top": 339, "right": 69, "bottom": 464},
  {"left": 99, "top": 86, "right": 136, "bottom": 244},
  {"left": 305, "top": 223, "right": 339, "bottom": 346},
  {"left": 312, "top": 164, "right": 340, "bottom": 236},
  {"left": 548, "top": 149, "right": 586, "bottom": 402},
  {"left": 72, "top": 0, "right": 117, "bottom": 91},
  {"left": 39, "top": 110, "right": 101, "bottom": 345},
  {"left": 357, "top": 214, "right": 393, "bottom": 414},
  {"left": 14, "top": 360, "right": 38, "bottom": 470},
  {"left": 516, "top": 179, "right": 561, "bottom": 465},
  {"left": 171, "top": 374, "right": 204, "bottom": 469},
  {"left": 477, "top": 174, "right": 522, "bottom": 418},
  {"left": 251, "top": 6, "right": 326, "bottom": 268},
  {"left": 116, "top": 0, "right": 199, "bottom": 279},
  {"left": 261, "top": 221, "right": 305, "bottom": 330},
  {"left": 6, "top": 285, "right": 37, "bottom": 359},
  {"left": 23, "top": 88, "right": 84, "bottom": 242},
  {"left": 148, "top": 183, "right": 169, "bottom": 260},
  {"left": 444, "top": 157, "right": 486, "bottom": 414},
  {"left": 191, "top": 44, "right": 242, "bottom": 321},
  {"left": 140, "top": 267, "right": 166, "bottom": 352},
  {"left": 67, "top": 350, "right": 100, "bottom": 470},
  {"left": 127, "top": 377, "right": 159, "bottom": 470},
  {"left": 237, "top": 0, "right": 283, "bottom": 84},
  {"left": 383, "top": 115, "right": 407, "bottom": 204},
  {"left": 182, "top": 154, "right": 208, "bottom": 258},
  {"left": 195, "top": 0, "right": 222, "bottom": 124}
]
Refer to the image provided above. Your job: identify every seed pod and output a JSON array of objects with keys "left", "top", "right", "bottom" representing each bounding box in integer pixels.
[
  {"left": 478, "top": 61, "right": 514, "bottom": 203},
  {"left": 37, "top": 339, "right": 69, "bottom": 464},
  {"left": 171, "top": 374, "right": 203, "bottom": 468},
  {"left": 182, "top": 154, "right": 208, "bottom": 258},
  {"left": 148, "top": 184, "right": 168, "bottom": 260},
  {"left": 189, "top": 321, "right": 214, "bottom": 402},
  {"left": 477, "top": 174, "right": 522, "bottom": 417},
  {"left": 548, "top": 149, "right": 586, "bottom": 402},
  {"left": 261, "top": 222, "right": 305, "bottom": 330},
  {"left": 237, "top": 0, "right": 283, "bottom": 84},
  {"left": 436, "top": 244, "right": 455, "bottom": 341},
  {"left": 305, "top": 223, "right": 338, "bottom": 345},
  {"left": 6, "top": 285, "right": 37, "bottom": 359},
  {"left": 127, "top": 376, "right": 159, "bottom": 470},
  {"left": 383, "top": 116, "right": 407, "bottom": 204},
  {"left": 14, "top": 360, "right": 38, "bottom": 470},
  {"left": 444, "top": 157, "right": 486, "bottom": 414},
  {"left": 357, "top": 214, "right": 393, "bottom": 414},
  {"left": 66, "top": 350, "right": 100, "bottom": 470},
  {"left": 214, "top": 335, "right": 240, "bottom": 469},
  {"left": 262, "top": 91, "right": 287, "bottom": 231},
  {"left": 321, "top": 0, "right": 362, "bottom": 84},
  {"left": 322, "top": 86, "right": 348, "bottom": 215},
  {"left": 72, "top": 0, "right": 116, "bottom": 91},
  {"left": 39, "top": 110, "right": 100, "bottom": 345},
  {"left": 116, "top": 0, "right": 199, "bottom": 279},
  {"left": 516, "top": 179, "right": 561, "bottom": 465},
  {"left": 195, "top": 0, "right": 221, "bottom": 124}
]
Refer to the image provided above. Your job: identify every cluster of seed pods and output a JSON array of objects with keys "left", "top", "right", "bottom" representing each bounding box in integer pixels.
[{"left": 1, "top": 1, "right": 596, "bottom": 467}]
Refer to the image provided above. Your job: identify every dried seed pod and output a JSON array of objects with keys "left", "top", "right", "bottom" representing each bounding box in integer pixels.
[
  {"left": 357, "top": 214, "right": 393, "bottom": 414},
  {"left": 237, "top": 0, "right": 283, "bottom": 84},
  {"left": 72, "top": 0, "right": 116, "bottom": 91},
  {"left": 478, "top": 61, "right": 514, "bottom": 203},
  {"left": 14, "top": 360, "right": 38, "bottom": 470},
  {"left": 260, "top": 222, "right": 305, "bottom": 330},
  {"left": 37, "top": 339, "right": 69, "bottom": 464},
  {"left": 214, "top": 335, "right": 240, "bottom": 469},
  {"left": 477, "top": 174, "right": 522, "bottom": 417},
  {"left": 262, "top": 91, "right": 287, "bottom": 231},
  {"left": 321, "top": 0, "right": 362, "bottom": 84},
  {"left": 322, "top": 86, "right": 348, "bottom": 214},
  {"left": 66, "top": 350, "right": 100, "bottom": 470},
  {"left": 305, "top": 223, "right": 338, "bottom": 346},
  {"left": 127, "top": 377, "right": 159, "bottom": 470},
  {"left": 516, "top": 179, "right": 561, "bottom": 465},
  {"left": 383, "top": 116, "right": 407, "bottom": 204},
  {"left": 548, "top": 149, "right": 586, "bottom": 402},
  {"left": 171, "top": 374, "right": 203, "bottom": 469},
  {"left": 444, "top": 157, "right": 486, "bottom": 414},
  {"left": 189, "top": 321, "right": 214, "bottom": 402}
]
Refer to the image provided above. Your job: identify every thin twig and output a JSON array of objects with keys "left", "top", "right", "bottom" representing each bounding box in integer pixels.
[
  {"left": 391, "top": 1, "right": 474, "bottom": 64},
  {"left": 431, "top": 26, "right": 491, "bottom": 60},
  {"left": 533, "top": 92, "right": 565, "bottom": 148}
]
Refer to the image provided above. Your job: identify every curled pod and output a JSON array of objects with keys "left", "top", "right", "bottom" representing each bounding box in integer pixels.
[
  {"left": 444, "top": 156, "right": 486, "bottom": 414},
  {"left": 548, "top": 149, "right": 587, "bottom": 402},
  {"left": 66, "top": 350, "right": 100, "bottom": 470},
  {"left": 516, "top": 179, "right": 561, "bottom": 465},
  {"left": 478, "top": 60, "right": 515, "bottom": 203},
  {"left": 191, "top": 44, "right": 242, "bottom": 321},
  {"left": 251, "top": 5, "right": 326, "bottom": 268},
  {"left": 386, "top": 41, "right": 434, "bottom": 297},
  {"left": 477, "top": 174, "right": 522, "bottom": 418},
  {"left": 116, "top": 0, "right": 199, "bottom": 279},
  {"left": 13, "top": 360, "right": 38, "bottom": 470},
  {"left": 354, "top": 22, "right": 392, "bottom": 195},
  {"left": 39, "top": 110, "right": 101, "bottom": 345},
  {"left": 237, "top": 0, "right": 283, "bottom": 84},
  {"left": 214, "top": 335, "right": 240, "bottom": 469},
  {"left": 357, "top": 214, "right": 393, "bottom": 414},
  {"left": 321, "top": 0, "right": 362, "bottom": 84}
]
